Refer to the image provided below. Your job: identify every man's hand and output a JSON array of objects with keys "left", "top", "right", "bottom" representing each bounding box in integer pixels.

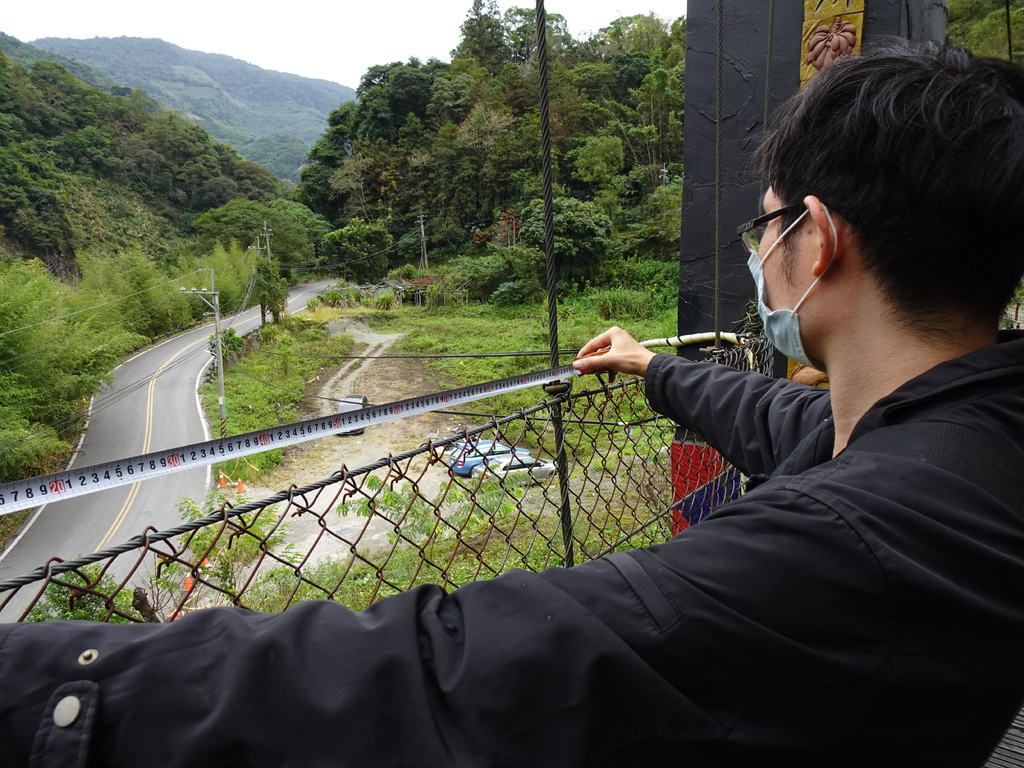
[{"left": 572, "top": 327, "right": 657, "bottom": 380}]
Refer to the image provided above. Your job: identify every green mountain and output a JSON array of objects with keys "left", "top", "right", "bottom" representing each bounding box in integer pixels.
[
  {"left": 19, "top": 36, "right": 356, "bottom": 181},
  {"left": 0, "top": 32, "right": 122, "bottom": 91}
]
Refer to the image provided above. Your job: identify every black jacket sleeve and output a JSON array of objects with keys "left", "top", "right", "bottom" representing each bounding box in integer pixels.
[
  {"left": 644, "top": 353, "right": 833, "bottom": 475},
  {"left": 0, "top": 486, "right": 889, "bottom": 768}
]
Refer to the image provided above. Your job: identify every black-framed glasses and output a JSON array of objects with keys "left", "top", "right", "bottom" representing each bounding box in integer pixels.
[{"left": 736, "top": 203, "right": 803, "bottom": 256}]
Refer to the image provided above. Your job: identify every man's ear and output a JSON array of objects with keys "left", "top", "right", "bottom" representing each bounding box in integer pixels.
[{"left": 803, "top": 195, "right": 842, "bottom": 277}]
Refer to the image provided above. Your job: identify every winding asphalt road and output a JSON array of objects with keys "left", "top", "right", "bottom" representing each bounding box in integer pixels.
[{"left": 0, "top": 281, "right": 332, "bottom": 592}]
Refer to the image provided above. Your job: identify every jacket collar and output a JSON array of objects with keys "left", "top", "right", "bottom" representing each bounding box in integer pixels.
[
  {"left": 850, "top": 330, "right": 1024, "bottom": 443},
  {"left": 773, "top": 331, "right": 1024, "bottom": 478}
]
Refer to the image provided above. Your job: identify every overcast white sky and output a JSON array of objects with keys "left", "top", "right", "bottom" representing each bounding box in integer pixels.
[{"left": 1, "top": 0, "right": 688, "bottom": 89}]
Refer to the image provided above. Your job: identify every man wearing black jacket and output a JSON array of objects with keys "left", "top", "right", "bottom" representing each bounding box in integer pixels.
[{"left": 4, "top": 42, "right": 1024, "bottom": 768}]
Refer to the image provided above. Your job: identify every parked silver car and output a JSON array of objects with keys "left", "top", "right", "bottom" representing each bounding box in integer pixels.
[
  {"left": 471, "top": 454, "right": 557, "bottom": 483},
  {"left": 335, "top": 395, "right": 369, "bottom": 435}
]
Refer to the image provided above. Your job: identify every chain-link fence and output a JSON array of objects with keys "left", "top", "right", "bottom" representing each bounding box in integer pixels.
[{"left": 0, "top": 338, "right": 774, "bottom": 624}]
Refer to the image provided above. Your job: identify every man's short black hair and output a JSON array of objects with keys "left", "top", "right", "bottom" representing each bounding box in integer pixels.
[{"left": 760, "top": 40, "right": 1024, "bottom": 325}]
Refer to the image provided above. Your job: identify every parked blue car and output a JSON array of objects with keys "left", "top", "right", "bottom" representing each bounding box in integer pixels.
[{"left": 444, "top": 440, "right": 531, "bottom": 476}]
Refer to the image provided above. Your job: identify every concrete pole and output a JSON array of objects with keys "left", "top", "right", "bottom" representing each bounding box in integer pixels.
[
  {"left": 182, "top": 269, "right": 228, "bottom": 438},
  {"left": 418, "top": 214, "right": 428, "bottom": 271},
  {"left": 212, "top": 288, "right": 227, "bottom": 439}
]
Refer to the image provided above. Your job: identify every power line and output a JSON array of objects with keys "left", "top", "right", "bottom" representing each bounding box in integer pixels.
[
  {"left": 0, "top": 269, "right": 205, "bottom": 340},
  {"left": 275, "top": 232, "right": 421, "bottom": 272},
  {"left": 261, "top": 349, "right": 584, "bottom": 360}
]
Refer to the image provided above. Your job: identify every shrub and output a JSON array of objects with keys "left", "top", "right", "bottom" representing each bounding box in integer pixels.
[
  {"left": 387, "top": 264, "right": 425, "bottom": 280},
  {"left": 443, "top": 245, "right": 544, "bottom": 302},
  {"left": 372, "top": 288, "right": 400, "bottom": 310},
  {"left": 309, "top": 288, "right": 365, "bottom": 309},
  {"left": 491, "top": 279, "right": 539, "bottom": 306},
  {"left": 593, "top": 288, "right": 657, "bottom": 320}
]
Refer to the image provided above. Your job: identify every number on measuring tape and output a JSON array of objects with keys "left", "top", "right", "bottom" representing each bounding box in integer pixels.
[{"left": 0, "top": 363, "right": 579, "bottom": 515}]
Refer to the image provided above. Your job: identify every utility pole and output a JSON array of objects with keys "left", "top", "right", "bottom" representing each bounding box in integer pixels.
[
  {"left": 262, "top": 221, "right": 273, "bottom": 263},
  {"left": 181, "top": 268, "right": 227, "bottom": 438},
  {"left": 417, "top": 214, "right": 428, "bottom": 271}
]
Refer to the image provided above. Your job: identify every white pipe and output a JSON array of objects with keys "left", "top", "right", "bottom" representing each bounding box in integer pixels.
[{"left": 639, "top": 332, "right": 742, "bottom": 348}]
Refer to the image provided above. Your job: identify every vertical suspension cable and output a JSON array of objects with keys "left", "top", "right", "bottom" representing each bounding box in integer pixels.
[
  {"left": 536, "top": 1, "right": 559, "bottom": 365},
  {"left": 713, "top": 0, "right": 725, "bottom": 346},
  {"left": 535, "top": 0, "right": 574, "bottom": 568},
  {"left": 761, "top": 0, "right": 777, "bottom": 202},
  {"left": 1007, "top": 0, "right": 1014, "bottom": 64}
]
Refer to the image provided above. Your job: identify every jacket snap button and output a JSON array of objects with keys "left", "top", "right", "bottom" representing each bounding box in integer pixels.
[
  {"left": 77, "top": 649, "right": 99, "bottom": 665},
  {"left": 53, "top": 695, "right": 81, "bottom": 727}
]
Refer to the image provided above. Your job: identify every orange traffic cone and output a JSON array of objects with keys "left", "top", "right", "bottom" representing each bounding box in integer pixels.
[
  {"left": 236, "top": 478, "right": 245, "bottom": 493},
  {"left": 218, "top": 473, "right": 226, "bottom": 488},
  {"left": 184, "top": 575, "right": 193, "bottom": 591}
]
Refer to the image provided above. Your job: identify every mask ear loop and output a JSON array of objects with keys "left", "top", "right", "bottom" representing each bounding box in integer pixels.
[
  {"left": 791, "top": 203, "right": 838, "bottom": 313},
  {"left": 759, "top": 209, "right": 809, "bottom": 269}
]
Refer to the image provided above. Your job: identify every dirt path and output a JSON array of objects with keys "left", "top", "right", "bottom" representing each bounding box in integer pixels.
[{"left": 246, "top": 319, "right": 459, "bottom": 565}]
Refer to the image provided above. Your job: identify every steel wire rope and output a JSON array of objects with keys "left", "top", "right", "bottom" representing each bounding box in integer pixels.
[
  {"left": 31, "top": 278, "right": 314, "bottom": 451},
  {"left": 761, "top": 0, "right": 777, "bottom": 201},
  {"left": 2, "top": 235, "right": 303, "bottom": 462},
  {"left": 63, "top": 275, "right": 327, "bottom": 435},
  {"left": 1, "top": 322, "right": 739, "bottom": 461},
  {"left": 207, "top": 331, "right": 745, "bottom": 414},
  {"left": 714, "top": 0, "right": 725, "bottom": 347},
  {"left": 0, "top": 311, "right": 206, "bottom": 373},
  {"left": 0, "top": 280, "right": 283, "bottom": 458},
  {"left": 220, "top": 244, "right": 260, "bottom": 319},
  {"left": 534, "top": 0, "right": 575, "bottom": 568},
  {"left": 227, "top": 368, "right": 344, "bottom": 404},
  {"left": 1, "top": 230, "right": 257, "bottom": 373},
  {"left": 0, "top": 385, "right": 583, "bottom": 595}
]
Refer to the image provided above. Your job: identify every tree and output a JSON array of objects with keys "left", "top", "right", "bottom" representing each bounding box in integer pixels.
[
  {"left": 297, "top": 101, "right": 359, "bottom": 223},
  {"left": 612, "top": 52, "right": 653, "bottom": 100},
  {"left": 0, "top": 259, "right": 142, "bottom": 482},
  {"left": 253, "top": 259, "right": 289, "bottom": 324},
  {"left": 352, "top": 60, "right": 435, "bottom": 143},
  {"left": 322, "top": 218, "right": 393, "bottom": 283},
  {"left": 428, "top": 71, "right": 477, "bottom": 125},
  {"left": 147, "top": 495, "right": 296, "bottom": 614},
  {"left": 193, "top": 199, "right": 312, "bottom": 263},
  {"left": 594, "top": 14, "right": 671, "bottom": 58},
  {"left": 451, "top": 0, "right": 509, "bottom": 76},
  {"left": 268, "top": 199, "right": 333, "bottom": 269},
  {"left": 519, "top": 197, "right": 613, "bottom": 285},
  {"left": 502, "top": 7, "right": 572, "bottom": 66},
  {"left": 573, "top": 135, "right": 625, "bottom": 186}
]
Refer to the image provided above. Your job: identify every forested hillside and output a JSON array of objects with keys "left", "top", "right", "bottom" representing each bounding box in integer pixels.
[
  {"left": 0, "top": 48, "right": 333, "bottom": 483},
  {"left": 4, "top": 35, "right": 355, "bottom": 181},
  {"left": 1, "top": 0, "right": 1020, "bottom": 492},
  {"left": 296, "top": 3, "right": 687, "bottom": 297},
  {"left": 0, "top": 33, "right": 120, "bottom": 92}
]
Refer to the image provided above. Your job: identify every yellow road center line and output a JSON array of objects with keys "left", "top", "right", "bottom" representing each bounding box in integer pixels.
[{"left": 94, "top": 342, "right": 199, "bottom": 550}]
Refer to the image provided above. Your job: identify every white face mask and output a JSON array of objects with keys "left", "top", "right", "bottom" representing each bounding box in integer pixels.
[{"left": 747, "top": 205, "right": 837, "bottom": 368}]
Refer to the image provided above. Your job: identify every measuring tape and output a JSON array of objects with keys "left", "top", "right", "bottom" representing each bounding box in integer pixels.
[{"left": 0, "top": 364, "right": 579, "bottom": 516}]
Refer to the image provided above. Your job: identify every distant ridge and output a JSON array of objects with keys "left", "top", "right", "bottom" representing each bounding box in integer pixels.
[
  {"left": 27, "top": 36, "right": 356, "bottom": 181},
  {"left": 0, "top": 32, "right": 120, "bottom": 91}
]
